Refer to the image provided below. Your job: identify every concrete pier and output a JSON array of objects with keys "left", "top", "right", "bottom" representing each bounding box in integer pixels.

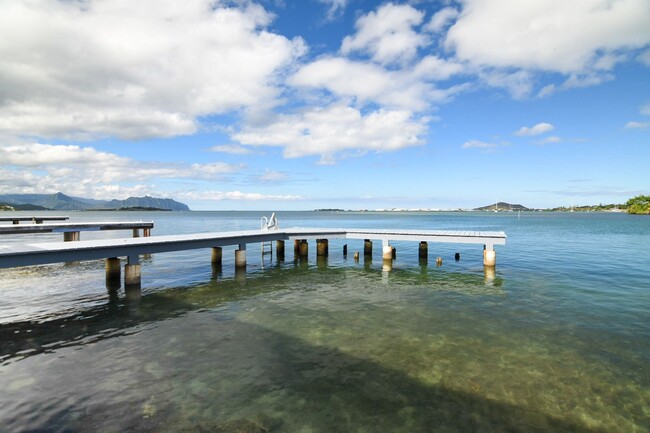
[
  {"left": 105, "top": 257, "right": 121, "bottom": 288},
  {"left": 419, "top": 241, "right": 428, "bottom": 260},
  {"left": 364, "top": 239, "right": 373, "bottom": 257},
  {"left": 483, "top": 249, "right": 496, "bottom": 267},
  {"left": 298, "top": 240, "right": 309, "bottom": 258},
  {"left": 294, "top": 239, "right": 300, "bottom": 258},
  {"left": 63, "top": 232, "right": 80, "bottom": 242},
  {"left": 235, "top": 244, "right": 246, "bottom": 268},
  {"left": 124, "top": 265, "right": 141, "bottom": 286},
  {"left": 1, "top": 227, "right": 506, "bottom": 290},
  {"left": 211, "top": 247, "right": 222, "bottom": 266},
  {"left": 276, "top": 240, "right": 285, "bottom": 260},
  {"left": 316, "top": 239, "right": 328, "bottom": 257},
  {"left": 382, "top": 245, "right": 393, "bottom": 260}
]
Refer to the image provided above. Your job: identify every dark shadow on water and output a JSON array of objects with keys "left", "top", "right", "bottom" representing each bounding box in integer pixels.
[
  {"left": 32, "top": 319, "right": 611, "bottom": 433},
  {"left": 0, "top": 265, "right": 619, "bottom": 432}
]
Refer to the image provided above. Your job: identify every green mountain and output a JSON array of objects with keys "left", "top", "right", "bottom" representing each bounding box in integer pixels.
[
  {"left": 0, "top": 193, "right": 190, "bottom": 211},
  {"left": 474, "top": 202, "right": 530, "bottom": 211}
]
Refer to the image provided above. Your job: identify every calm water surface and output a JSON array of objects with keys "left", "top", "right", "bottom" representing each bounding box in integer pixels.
[{"left": 0, "top": 211, "right": 648, "bottom": 432}]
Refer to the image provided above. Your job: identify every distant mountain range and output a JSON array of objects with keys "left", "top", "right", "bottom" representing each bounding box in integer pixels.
[
  {"left": 0, "top": 192, "right": 190, "bottom": 211},
  {"left": 474, "top": 202, "right": 530, "bottom": 211}
]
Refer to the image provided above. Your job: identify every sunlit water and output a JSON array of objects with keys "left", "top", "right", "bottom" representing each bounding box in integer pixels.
[{"left": 0, "top": 211, "right": 648, "bottom": 432}]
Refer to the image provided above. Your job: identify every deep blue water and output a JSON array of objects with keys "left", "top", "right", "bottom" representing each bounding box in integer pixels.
[{"left": 0, "top": 211, "right": 648, "bottom": 432}]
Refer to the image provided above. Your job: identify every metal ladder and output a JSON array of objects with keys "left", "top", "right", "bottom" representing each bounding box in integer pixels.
[{"left": 260, "top": 213, "right": 278, "bottom": 261}]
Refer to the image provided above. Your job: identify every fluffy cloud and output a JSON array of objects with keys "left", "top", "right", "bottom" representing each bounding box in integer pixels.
[
  {"left": 319, "top": 0, "right": 348, "bottom": 20},
  {"left": 425, "top": 7, "right": 459, "bottom": 33},
  {"left": 180, "top": 191, "right": 302, "bottom": 201},
  {"left": 0, "top": 142, "right": 243, "bottom": 195},
  {"left": 624, "top": 121, "right": 649, "bottom": 129},
  {"left": 232, "top": 104, "right": 427, "bottom": 164},
  {"left": 445, "top": 0, "right": 650, "bottom": 74},
  {"left": 340, "top": 3, "right": 427, "bottom": 65},
  {"left": 462, "top": 140, "right": 498, "bottom": 149},
  {"left": 515, "top": 122, "right": 555, "bottom": 136},
  {"left": 0, "top": 0, "right": 304, "bottom": 140}
]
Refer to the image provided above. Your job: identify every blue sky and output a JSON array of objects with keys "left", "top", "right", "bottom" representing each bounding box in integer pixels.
[{"left": 0, "top": 0, "right": 649, "bottom": 210}]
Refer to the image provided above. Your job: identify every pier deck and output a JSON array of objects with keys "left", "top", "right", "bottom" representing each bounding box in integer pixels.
[
  {"left": 0, "top": 227, "right": 505, "bottom": 269},
  {"left": 0, "top": 216, "right": 69, "bottom": 224},
  {"left": 0, "top": 221, "right": 154, "bottom": 236}
]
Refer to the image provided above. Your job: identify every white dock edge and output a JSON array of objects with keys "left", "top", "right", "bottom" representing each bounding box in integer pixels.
[{"left": 0, "top": 227, "right": 506, "bottom": 286}]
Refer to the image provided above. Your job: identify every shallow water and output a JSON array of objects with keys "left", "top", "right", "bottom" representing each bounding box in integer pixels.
[{"left": 0, "top": 211, "right": 648, "bottom": 432}]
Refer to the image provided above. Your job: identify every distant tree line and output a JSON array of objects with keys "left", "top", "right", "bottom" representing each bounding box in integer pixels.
[{"left": 626, "top": 195, "right": 650, "bottom": 215}]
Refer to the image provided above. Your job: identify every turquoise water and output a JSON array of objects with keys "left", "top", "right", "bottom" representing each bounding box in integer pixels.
[{"left": 0, "top": 211, "right": 648, "bottom": 432}]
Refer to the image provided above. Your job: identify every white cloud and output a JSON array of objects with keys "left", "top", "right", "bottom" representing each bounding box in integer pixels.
[
  {"left": 340, "top": 3, "right": 428, "bottom": 65},
  {"left": 538, "top": 84, "right": 556, "bottom": 98},
  {"left": 515, "top": 122, "right": 555, "bottom": 136},
  {"left": 289, "top": 56, "right": 466, "bottom": 112},
  {"left": 425, "top": 7, "right": 459, "bottom": 33},
  {"left": 479, "top": 70, "right": 534, "bottom": 99},
  {"left": 259, "top": 170, "right": 289, "bottom": 182},
  {"left": 445, "top": 0, "right": 650, "bottom": 74},
  {"left": 536, "top": 136, "right": 562, "bottom": 144},
  {"left": 0, "top": 142, "right": 244, "bottom": 193},
  {"left": 180, "top": 191, "right": 303, "bottom": 201},
  {"left": 638, "top": 49, "right": 650, "bottom": 65},
  {"left": 641, "top": 103, "right": 650, "bottom": 116},
  {"left": 319, "top": 0, "right": 348, "bottom": 20},
  {"left": 0, "top": 0, "right": 305, "bottom": 140},
  {"left": 210, "top": 144, "right": 254, "bottom": 155},
  {"left": 462, "top": 140, "right": 498, "bottom": 149},
  {"left": 232, "top": 104, "right": 427, "bottom": 164},
  {"left": 624, "top": 121, "right": 649, "bottom": 129}
]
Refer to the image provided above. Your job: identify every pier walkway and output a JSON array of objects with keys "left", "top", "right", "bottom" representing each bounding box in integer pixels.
[
  {"left": 0, "top": 216, "right": 69, "bottom": 224},
  {"left": 0, "top": 221, "right": 154, "bottom": 241},
  {"left": 0, "top": 227, "right": 506, "bottom": 287}
]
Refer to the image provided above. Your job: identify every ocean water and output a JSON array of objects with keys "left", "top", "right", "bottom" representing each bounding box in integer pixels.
[{"left": 0, "top": 211, "right": 648, "bottom": 433}]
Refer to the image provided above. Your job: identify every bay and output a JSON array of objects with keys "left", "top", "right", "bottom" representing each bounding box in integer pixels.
[{"left": 0, "top": 210, "right": 648, "bottom": 432}]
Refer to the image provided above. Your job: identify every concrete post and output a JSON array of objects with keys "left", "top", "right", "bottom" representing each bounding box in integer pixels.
[
  {"left": 294, "top": 240, "right": 300, "bottom": 258},
  {"left": 143, "top": 228, "right": 151, "bottom": 237},
  {"left": 364, "top": 239, "right": 373, "bottom": 257},
  {"left": 299, "top": 240, "right": 309, "bottom": 258},
  {"left": 392, "top": 247, "right": 396, "bottom": 260},
  {"left": 419, "top": 242, "right": 428, "bottom": 260},
  {"left": 316, "top": 239, "right": 328, "bottom": 257},
  {"left": 64, "top": 231, "right": 80, "bottom": 242},
  {"left": 125, "top": 254, "right": 141, "bottom": 287},
  {"left": 343, "top": 244, "right": 348, "bottom": 256},
  {"left": 483, "top": 249, "right": 496, "bottom": 267},
  {"left": 382, "top": 259, "right": 393, "bottom": 272},
  {"left": 235, "top": 244, "right": 246, "bottom": 268},
  {"left": 436, "top": 257, "right": 443, "bottom": 266},
  {"left": 132, "top": 229, "right": 140, "bottom": 238},
  {"left": 276, "top": 240, "right": 285, "bottom": 260},
  {"left": 382, "top": 245, "right": 393, "bottom": 260},
  {"left": 483, "top": 245, "right": 496, "bottom": 267},
  {"left": 353, "top": 252, "right": 360, "bottom": 262},
  {"left": 211, "top": 247, "right": 222, "bottom": 266},
  {"left": 455, "top": 252, "right": 461, "bottom": 261},
  {"left": 105, "top": 257, "right": 121, "bottom": 289}
]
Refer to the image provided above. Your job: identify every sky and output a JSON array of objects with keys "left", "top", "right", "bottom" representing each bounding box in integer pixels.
[{"left": 0, "top": 0, "right": 649, "bottom": 210}]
